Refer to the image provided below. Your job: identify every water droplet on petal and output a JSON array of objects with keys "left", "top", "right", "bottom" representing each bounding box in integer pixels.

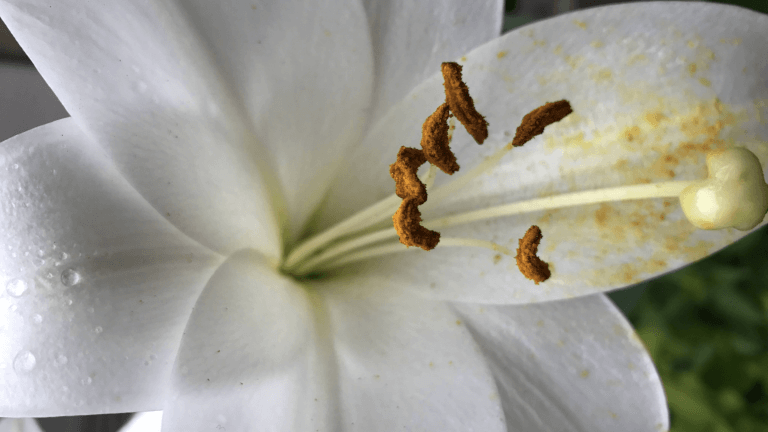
[
  {"left": 65, "top": 299, "right": 73, "bottom": 306},
  {"left": 13, "top": 350, "right": 36, "bottom": 373},
  {"left": 32, "top": 314, "right": 43, "bottom": 324},
  {"left": 56, "top": 354, "right": 68, "bottom": 365},
  {"left": 6, "top": 278, "right": 30, "bottom": 297},
  {"left": 94, "top": 326, "right": 103, "bottom": 334},
  {"left": 61, "top": 269, "right": 81, "bottom": 287}
]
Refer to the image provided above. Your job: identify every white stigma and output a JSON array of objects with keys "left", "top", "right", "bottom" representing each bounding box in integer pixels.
[{"left": 679, "top": 147, "right": 768, "bottom": 231}]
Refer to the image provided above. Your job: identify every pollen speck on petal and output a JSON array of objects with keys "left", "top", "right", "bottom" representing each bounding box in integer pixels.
[
  {"left": 420, "top": 103, "right": 459, "bottom": 175},
  {"left": 515, "top": 225, "right": 551, "bottom": 284},
  {"left": 441, "top": 62, "right": 489, "bottom": 145}
]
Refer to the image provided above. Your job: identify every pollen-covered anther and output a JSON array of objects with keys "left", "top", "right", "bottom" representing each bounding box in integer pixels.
[
  {"left": 515, "top": 225, "right": 551, "bottom": 284},
  {"left": 420, "top": 103, "right": 459, "bottom": 175},
  {"left": 510, "top": 100, "right": 573, "bottom": 149},
  {"left": 393, "top": 197, "right": 441, "bottom": 250},
  {"left": 441, "top": 62, "right": 489, "bottom": 144},
  {"left": 389, "top": 146, "right": 428, "bottom": 205}
]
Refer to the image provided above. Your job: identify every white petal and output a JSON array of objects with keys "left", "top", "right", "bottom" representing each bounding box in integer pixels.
[
  {"left": 453, "top": 294, "right": 668, "bottom": 432},
  {"left": 0, "top": 119, "right": 222, "bottom": 416},
  {"left": 315, "top": 277, "right": 507, "bottom": 431},
  {"left": 163, "top": 250, "right": 336, "bottom": 431},
  {"left": 0, "top": 64, "right": 67, "bottom": 142},
  {"left": 362, "top": 0, "right": 503, "bottom": 121},
  {"left": 321, "top": 3, "right": 768, "bottom": 302},
  {"left": 177, "top": 0, "right": 374, "bottom": 242},
  {"left": 0, "top": 1, "right": 282, "bottom": 257},
  {"left": 0, "top": 418, "right": 43, "bottom": 432},
  {"left": 120, "top": 412, "right": 163, "bottom": 432}
]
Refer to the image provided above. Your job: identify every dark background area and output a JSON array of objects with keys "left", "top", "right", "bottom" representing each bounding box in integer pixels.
[{"left": 1, "top": 1, "right": 767, "bottom": 431}]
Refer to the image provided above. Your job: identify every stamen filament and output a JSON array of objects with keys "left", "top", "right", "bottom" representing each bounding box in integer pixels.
[
  {"left": 283, "top": 166, "right": 436, "bottom": 270},
  {"left": 314, "top": 237, "right": 514, "bottom": 273},
  {"left": 294, "top": 179, "right": 695, "bottom": 274}
]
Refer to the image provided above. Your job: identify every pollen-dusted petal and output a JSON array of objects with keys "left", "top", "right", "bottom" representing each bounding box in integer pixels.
[
  {"left": 509, "top": 100, "right": 572, "bottom": 148},
  {"left": 389, "top": 146, "right": 428, "bottom": 205},
  {"left": 515, "top": 225, "right": 551, "bottom": 284},
  {"left": 393, "top": 197, "right": 440, "bottom": 250},
  {"left": 441, "top": 62, "right": 489, "bottom": 144},
  {"left": 420, "top": 103, "right": 460, "bottom": 175}
]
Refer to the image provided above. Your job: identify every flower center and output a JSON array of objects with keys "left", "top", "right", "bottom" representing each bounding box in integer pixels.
[{"left": 280, "top": 63, "right": 768, "bottom": 282}]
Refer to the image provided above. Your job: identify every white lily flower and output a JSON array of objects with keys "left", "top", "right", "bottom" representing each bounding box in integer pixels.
[{"left": 1, "top": 1, "right": 767, "bottom": 431}]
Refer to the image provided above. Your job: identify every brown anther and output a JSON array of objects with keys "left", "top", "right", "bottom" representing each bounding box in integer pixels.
[
  {"left": 393, "top": 197, "right": 440, "bottom": 250},
  {"left": 389, "top": 146, "right": 428, "bottom": 205},
  {"left": 441, "top": 62, "right": 489, "bottom": 145},
  {"left": 420, "top": 103, "right": 459, "bottom": 175},
  {"left": 510, "top": 100, "right": 572, "bottom": 148},
  {"left": 515, "top": 225, "right": 551, "bottom": 284}
]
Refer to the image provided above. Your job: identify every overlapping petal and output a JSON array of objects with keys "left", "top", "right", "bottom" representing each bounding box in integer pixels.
[
  {"left": 361, "top": 0, "right": 503, "bottom": 122},
  {"left": 315, "top": 276, "right": 507, "bottom": 431},
  {"left": 0, "top": 0, "right": 283, "bottom": 258},
  {"left": 163, "top": 250, "right": 336, "bottom": 431},
  {"left": 454, "top": 294, "right": 668, "bottom": 432},
  {"left": 0, "top": 418, "right": 43, "bottom": 432},
  {"left": 120, "top": 412, "right": 163, "bottom": 432},
  {"left": 176, "top": 0, "right": 374, "bottom": 243},
  {"left": 0, "top": 119, "right": 221, "bottom": 416},
  {"left": 320, "top": 2, "right": 768, "bottom": 303}
]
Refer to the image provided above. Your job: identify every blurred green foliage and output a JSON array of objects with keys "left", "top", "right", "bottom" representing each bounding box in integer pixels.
[{"left": 619, "top": 225, "right": 768, "bottom": 432}]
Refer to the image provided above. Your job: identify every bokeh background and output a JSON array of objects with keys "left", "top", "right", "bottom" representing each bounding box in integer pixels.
[{"left": 1, "top": 0, "right": 767, "bottom": 430}]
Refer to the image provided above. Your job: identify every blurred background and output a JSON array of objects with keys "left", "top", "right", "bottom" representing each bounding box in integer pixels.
[{"left": 1, "top": 0, "right": 768, "bottom": 431}]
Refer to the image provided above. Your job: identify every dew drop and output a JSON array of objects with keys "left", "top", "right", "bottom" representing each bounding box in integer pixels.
[
  {"left": 94, "top": 326, "right": 103, "bottom": 334},
  {"left": 61, "top": 269, "right": 81, "bottom": 287},
  {"left": 56, "top": 354, "right": 68, "bottom": 365},
  {"left": 13, "top": 350, "right": 36, "bottom": 373},
  {"left": 60, "top": 252, "right": 69, "bottom": 260},
  {"left": 65, "top": 299, "right": 73, "bottom": 306},
  {"left": 149, "top": 354, "right": 157, "bottom": 360},
  {"left": 32, "top": 314, "right": 43, "bottom": 324},
  {"left": 6, "top": 278, "right": 30, "bottom": 297}
]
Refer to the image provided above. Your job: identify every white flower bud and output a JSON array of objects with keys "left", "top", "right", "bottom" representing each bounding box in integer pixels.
[{"left": 680, "top": 147, "right": 768, "bottom": 231}]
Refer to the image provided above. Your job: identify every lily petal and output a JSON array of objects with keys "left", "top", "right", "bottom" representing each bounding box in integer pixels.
[
  {"left": 163, "top": 250, "right": 336, "bottom": 431},
  {"left": 315, "top": 277, "right": 507, "bottom": 431},
  {"left": 0, "top": 64, "right": 66, "bottom": 142},
  {"left": 120, "top": 412, "right": 163, "bottom": 432},
  {"left": 362, "top": 0, "right": 503, "bottom": 122},
  {"left": 0, "top": 418, "right": 43, "bottom": 432},
  {"left": 0, "top": 1, "right": 283, "bottom": 258},
  {"left": 453, "top": 294, "right": 668, "bottom": 432},
  {"left": 321, "top": 3, "right": 768, "bottom": 302},
  {"left": 176, "top": 0, "right": 374, "bottom": 243},
  {"left": 0, "top": 119, "right": 222, "bottom": 416}
]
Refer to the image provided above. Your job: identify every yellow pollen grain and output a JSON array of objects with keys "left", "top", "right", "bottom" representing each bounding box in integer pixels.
[{"left": 496, "top": 51, "right": 508, "bottom": 59}]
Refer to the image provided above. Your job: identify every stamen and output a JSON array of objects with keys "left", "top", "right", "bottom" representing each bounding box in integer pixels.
[
  {"left": 510, "top": 100, "right": 573, "bottom": 148},
  {"left": 426, "top": 100, "right": 574, "bottom": 208},
  {"left": 390, "top": 146, "right": 428, "bottom": 204},
  {"left": 315, "top": 237, "right": 515, "bottom": 272},
  {"left": 441, "top": 62, "right": 489, "bottom": 144},
  {"left": 515, "top": 225, "right": 550, "bottom": 284},
  {"left": 420, "top": 103, "right": 459, "bottom": 174},
  {"left": 393, "top": 197, "right": 440, "bottom": 250}
]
